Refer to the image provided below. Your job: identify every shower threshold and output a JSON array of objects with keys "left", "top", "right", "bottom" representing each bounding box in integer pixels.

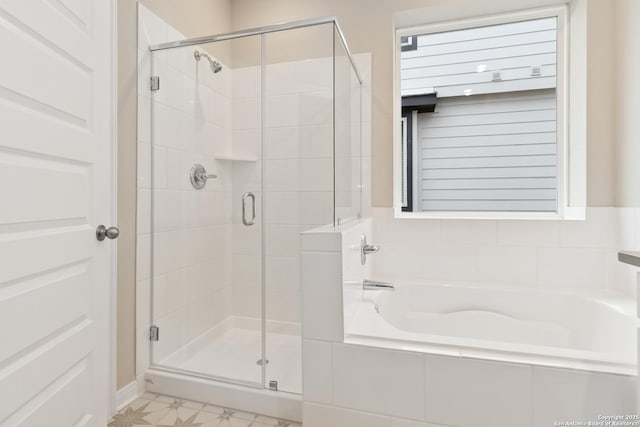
[{"left": 145, "top": 367, "right": 302, "bottom": 422}]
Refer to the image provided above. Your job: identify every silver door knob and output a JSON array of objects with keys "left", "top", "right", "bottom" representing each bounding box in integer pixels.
[{"left": 96, "top": 225, "right": 120, "bottom": 241}]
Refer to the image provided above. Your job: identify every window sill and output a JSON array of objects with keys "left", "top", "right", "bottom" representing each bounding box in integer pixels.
[{"left": 393, "top": 206, "right": 586, "bottom": 221}]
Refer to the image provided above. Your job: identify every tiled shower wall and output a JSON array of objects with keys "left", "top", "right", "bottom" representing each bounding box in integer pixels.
[
  {"left": 372, "top": 207, "right": 640, "bottom": 296},
  {"left": 137, "top": 5, "right": 234, "bottom": 366},
  {"left": 229, "top": 55, "right": 369, "bottom": 323},
  {"left": 231, "top": 59, "right": 331, "bottom": 324}
]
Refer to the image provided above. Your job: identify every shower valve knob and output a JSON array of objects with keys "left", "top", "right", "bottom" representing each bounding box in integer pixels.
[{"left": 190, "top": 164, "right": 217, "bottom": 189}]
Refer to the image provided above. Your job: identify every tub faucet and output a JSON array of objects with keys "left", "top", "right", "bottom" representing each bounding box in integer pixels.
[
  {"left": 360, "top": 234, "right": 380, "bottom": 265},
  {"left": 363, "top": 279, "right": 395, "bottom": 291}
]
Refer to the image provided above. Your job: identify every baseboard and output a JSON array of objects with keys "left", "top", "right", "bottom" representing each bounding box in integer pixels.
[{"left": 116, "top": 380, "right": 138, "bottom": 411}]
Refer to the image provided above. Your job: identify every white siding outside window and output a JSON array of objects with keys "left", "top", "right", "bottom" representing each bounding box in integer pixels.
[
  {"left": 418, "top": 90, "right": 557, "bottom": 212},
  {"left": 400, "top": 15, "right": 560, "bottom": 213},
  {"left": 401, "top": 17, "right": 558, "bottom": 98}
]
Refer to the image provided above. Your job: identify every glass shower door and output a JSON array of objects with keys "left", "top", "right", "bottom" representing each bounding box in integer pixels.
[
  {"left": 142, "top": 14, "right": 362, "bottom": 396},
  {"left": 262, "top": 23, "right": 335, "bottom": 395},
  {"left": 147, "top": 33, "right": 265, "bottom": 387}
]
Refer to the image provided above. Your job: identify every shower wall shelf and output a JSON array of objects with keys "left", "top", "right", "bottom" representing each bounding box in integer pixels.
[{"left": 214, "top": 153, "right": 257, "bottom": 162}]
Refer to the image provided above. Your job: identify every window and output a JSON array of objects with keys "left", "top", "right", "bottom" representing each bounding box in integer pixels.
[{"left": 394, "top": 6, "right": 579, "bottom": 219}]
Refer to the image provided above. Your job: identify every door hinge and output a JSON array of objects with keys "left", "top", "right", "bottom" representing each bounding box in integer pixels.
[
  {"left": 150, "top": 76, "right": 160, "bottom": 91},
  {"left": 150, "top": 325, "right": 159, "bottom": 341}
]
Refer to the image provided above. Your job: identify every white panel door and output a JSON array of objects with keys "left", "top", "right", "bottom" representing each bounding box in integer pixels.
[{"left": 0, "top": 1, "right": 114, "bottom": 426}]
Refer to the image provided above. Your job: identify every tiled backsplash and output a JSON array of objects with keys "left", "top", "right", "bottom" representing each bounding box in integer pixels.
[{"left": 372, "top": 207, "right": 640, "bottom": 296}]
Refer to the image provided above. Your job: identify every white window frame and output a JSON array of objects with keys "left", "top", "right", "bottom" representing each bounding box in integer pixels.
[
  {"left": 393, "top": 3, "right": 586, "bottom": 220},
  {"left": 401, "top": 117, "right": 408, "bottom": 208}
]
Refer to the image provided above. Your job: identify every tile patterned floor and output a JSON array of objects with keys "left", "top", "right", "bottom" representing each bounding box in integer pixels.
[{"left": 109, "top": 392, "right": 302, "bottom": 427}]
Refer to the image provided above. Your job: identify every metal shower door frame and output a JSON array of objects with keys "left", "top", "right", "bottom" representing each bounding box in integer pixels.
[{"left": 146, "top": 16, "right": 363, "bottom": 393}]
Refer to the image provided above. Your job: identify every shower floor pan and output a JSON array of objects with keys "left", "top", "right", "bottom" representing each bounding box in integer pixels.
[{"left": 155, "top": 316, "right": 302, "bottom": 394}]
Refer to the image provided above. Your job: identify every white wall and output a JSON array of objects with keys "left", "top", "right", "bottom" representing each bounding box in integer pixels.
[
  {"left": 613, "top": 0, "right": 640, "bottom": 207},
  {"left": 585, "top": 0, "right": 615, "bottom": 207}
]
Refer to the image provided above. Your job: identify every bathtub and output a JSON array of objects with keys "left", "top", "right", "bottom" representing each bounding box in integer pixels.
[{"left": 344, "top": 281, "right": 637, "bottom": 375}]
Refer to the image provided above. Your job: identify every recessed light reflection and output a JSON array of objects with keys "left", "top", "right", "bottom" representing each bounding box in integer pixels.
[
  {"left": 464, "top": 89, "right": 473, "bottom": 96},
  {"left": 476, "top": 64, "right": 488, "bottom": 73}
]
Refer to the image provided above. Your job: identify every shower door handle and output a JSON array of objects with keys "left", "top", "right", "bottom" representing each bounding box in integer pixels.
[{"left": 242, "top": 192, "right": 256, "bottom": 226}]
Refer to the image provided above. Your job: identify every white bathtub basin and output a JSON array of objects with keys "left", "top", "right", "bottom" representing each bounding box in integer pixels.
[{"left": 344, "top": 281, "right": 637, "bottom": 375}]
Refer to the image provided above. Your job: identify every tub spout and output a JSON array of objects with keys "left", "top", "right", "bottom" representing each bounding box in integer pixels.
[{"left": 363, "top": 280, "right": 395, "bottom": 291}]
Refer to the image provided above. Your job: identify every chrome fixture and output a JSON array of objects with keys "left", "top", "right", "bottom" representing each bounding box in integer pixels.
[
  {"left": 363, "top": 279, "right": 395, "bottom": 291},
  {"left": 268, "top": 380, "right": 278, "bottom": 391},
  {"left": 190, "top": 164, "right": 217, "bottom": 189},
  {"left": 150, "top": 76, "right": 160, "bottom": 91},
  {"left": 194, "top": 50, "right": 222, "bottom": 73},
  {"left": 360, "top": 234, "right": 379, "bottom": 265},
  {"left": 96, "top": 225, "right": 119, "bottom": 241},
  {"left": 242, "top": 192, "right": 256, "bottom": 226},
  {"left": 149, "top": 326, "right": 159, "bottom": 341}
]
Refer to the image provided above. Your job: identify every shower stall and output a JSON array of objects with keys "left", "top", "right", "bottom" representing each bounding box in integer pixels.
[{"left": 137, "top": 6, "right": 362, "bottom": 419}]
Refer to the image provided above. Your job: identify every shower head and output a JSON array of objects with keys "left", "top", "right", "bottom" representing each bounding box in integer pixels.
[
  {"left": 208, "top": 59, "right": 222, "bottom": 74},
  {"left": 194, "top": 50, "right": 222, "bottom": 73}
]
